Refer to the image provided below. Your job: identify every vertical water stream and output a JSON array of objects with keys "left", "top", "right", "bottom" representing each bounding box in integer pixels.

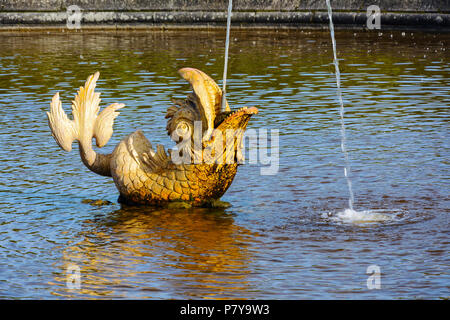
[{"left": 326, "top": 0, "right": 356, "bottom": 211}]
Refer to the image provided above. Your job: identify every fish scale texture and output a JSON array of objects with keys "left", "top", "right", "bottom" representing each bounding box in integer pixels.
[{"left": 111, "top": 131, "right": 238, "bottom": 206}]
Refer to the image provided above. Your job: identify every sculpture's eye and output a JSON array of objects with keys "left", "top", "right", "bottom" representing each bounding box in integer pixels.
[{"left": 174, "top": 121, "right": 192, "bottom": 142}]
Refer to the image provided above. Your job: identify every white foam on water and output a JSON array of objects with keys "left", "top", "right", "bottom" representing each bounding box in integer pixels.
[{"left": 322, "top": 208, "right": 405, "bottom": 225}]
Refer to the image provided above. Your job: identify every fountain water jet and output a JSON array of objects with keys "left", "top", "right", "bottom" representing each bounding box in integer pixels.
[
  {"left": 326, "top": 0, "right": 355, "bottom": 211},
  {"left": 324, "top": 1, "right": 406, "bottom": 224}
]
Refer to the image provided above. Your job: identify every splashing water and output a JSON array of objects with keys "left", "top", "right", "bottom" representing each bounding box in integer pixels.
[
  {"left": 326, "top": 0, "right": 355, "bottom": 210},
  {"left": 322, "top": 209, "right": 405, "bottom": 225}
]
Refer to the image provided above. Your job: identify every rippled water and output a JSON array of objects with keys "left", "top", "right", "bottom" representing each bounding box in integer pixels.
[{"left": 0, "top": 29, "right": 448, "bottom": 299}]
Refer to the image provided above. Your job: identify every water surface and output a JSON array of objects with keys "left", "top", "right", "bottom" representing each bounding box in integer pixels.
[{"left": 0, "top": 29, "right": 448, "bottom": 299}]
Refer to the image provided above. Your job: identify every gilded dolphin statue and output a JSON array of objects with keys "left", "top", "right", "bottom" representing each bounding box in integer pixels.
[{"left": 47, "top": 68, "right": 258, "bottom": 206}]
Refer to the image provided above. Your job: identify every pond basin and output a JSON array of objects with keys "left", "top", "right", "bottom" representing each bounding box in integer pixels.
[{"left": 0, "top": 29, "right": 448, "bottom": 299}]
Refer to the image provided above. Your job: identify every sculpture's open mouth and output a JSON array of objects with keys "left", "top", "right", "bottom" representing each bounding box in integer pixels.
[
  {"left": 232, "top": 106, "right": 259, "bottom": 116},
  {"left": 214, "top": 106, "right": 259, "bottom": 128},
  {"left": 224, "top": 106, "right": 259, "bottom": 121}
]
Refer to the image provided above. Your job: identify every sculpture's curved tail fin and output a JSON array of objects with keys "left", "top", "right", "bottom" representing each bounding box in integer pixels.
[{"left": 46, "top": 72, "right": 124, "bottom": 176}]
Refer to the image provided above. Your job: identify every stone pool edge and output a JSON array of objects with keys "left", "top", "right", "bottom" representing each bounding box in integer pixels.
[{"left": 0, "top": 11, "right": 449, "bottom": 32}]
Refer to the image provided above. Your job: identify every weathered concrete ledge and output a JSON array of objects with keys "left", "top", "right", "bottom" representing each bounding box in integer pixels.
[
  {"left": 0, "top": 0, "right": 449, "bottom": 31},
  {"left": 0, "top": 11, "right": 449, "bottom": 30}
]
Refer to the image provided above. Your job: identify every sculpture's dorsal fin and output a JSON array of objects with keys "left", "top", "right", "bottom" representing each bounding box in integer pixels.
[
  {"left": 141, "top": 144, "right": 170, "bottom": 172},
  {"left": 126, "top": 130, "right": 170, "bottom": 173},
  {"left": 178, "top": 68, "right": 230, "bottom": 141}
]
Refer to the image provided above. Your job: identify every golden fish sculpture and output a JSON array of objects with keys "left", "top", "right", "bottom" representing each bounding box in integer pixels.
[{"left": 47, "top": 68, "right": 258, "bottom": 207}]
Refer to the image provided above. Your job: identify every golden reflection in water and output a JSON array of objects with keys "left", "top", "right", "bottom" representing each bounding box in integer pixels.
[{"left": 50, "top": 206, "right": 259, "bottom": 299}]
